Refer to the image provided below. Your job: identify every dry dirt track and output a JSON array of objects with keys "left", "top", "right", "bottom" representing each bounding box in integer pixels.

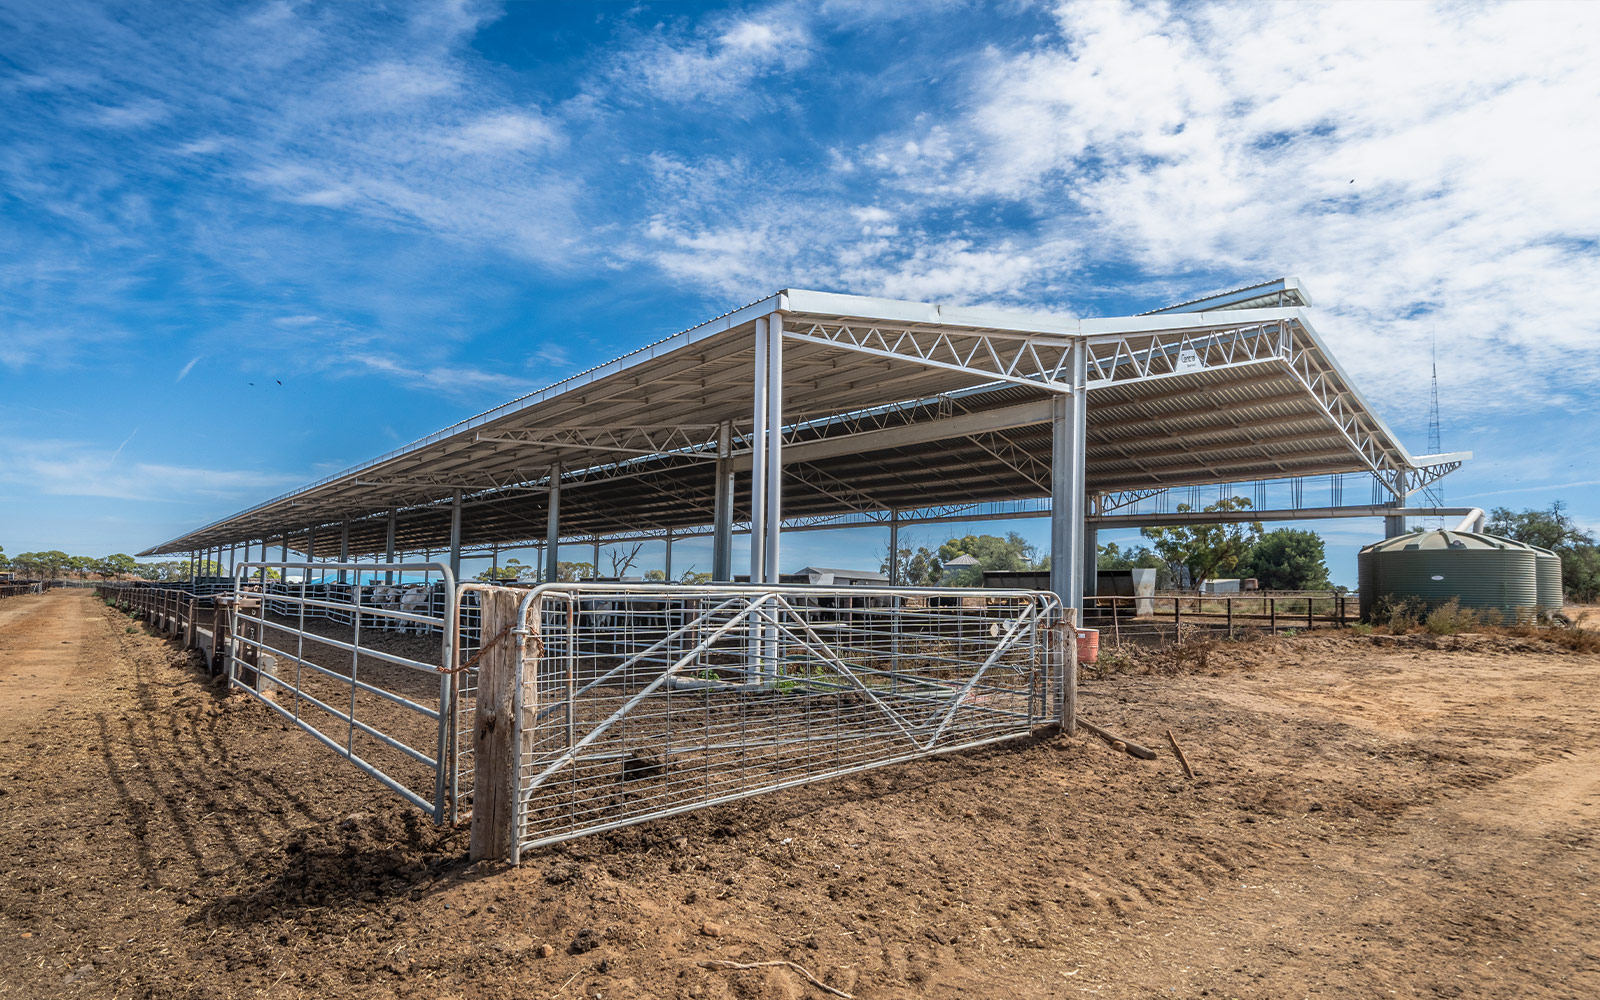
[{"left": 0, "top": 589, "right": 1597, "bottom": 999}]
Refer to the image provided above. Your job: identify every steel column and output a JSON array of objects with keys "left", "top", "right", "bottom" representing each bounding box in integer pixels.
[
  {"left": 545, "top": 464, "right": 561, "bottom": 583},
  {"left": 1049, "top": 341, "right": 1088, "bottom": 615},
  {"left": 664, "top": 528, "right": 673, "bottom": 582},
  {"left": 750, "top": 316, "right": 769, "bottom": 583},
  {"left": 1384, "top": 482, "right": 1409, "bottom": 537},
  {"left": 338, "top": 520, "right": 350, "bottom": 584},
  {"left": 1082, "top": 521, "right": 1098, "bottom": 598},
  {"left": 592, "top": 538, "right": 601, "bottom": 579},
  {"left": 888, "top": 509, "right": 900, "bottom": 587},
  {"left": 713, "top": 420, "right": 733, "bottom": 581},
  {"left": 385, "top": 510, "right": 397, "bottom": 585},
  {"left": 764, "top": 311, "right": 784, "bottom": 582},
  {"left": 448, "top": 489, "right": 463, "bottom": 583}
]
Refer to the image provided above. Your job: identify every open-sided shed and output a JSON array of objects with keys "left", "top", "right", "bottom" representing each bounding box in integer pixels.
[{"left": 141, "top": 277, "right": 1466, "bottom": 611}]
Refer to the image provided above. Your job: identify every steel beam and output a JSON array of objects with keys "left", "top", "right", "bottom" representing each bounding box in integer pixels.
[{"left": 728, "top": 399, "right": 1054, "bottom": 472}]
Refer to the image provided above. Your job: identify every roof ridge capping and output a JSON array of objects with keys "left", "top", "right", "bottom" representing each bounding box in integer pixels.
[{"left": 1140, "top": 276, "right": 1310, "bottom": 315}]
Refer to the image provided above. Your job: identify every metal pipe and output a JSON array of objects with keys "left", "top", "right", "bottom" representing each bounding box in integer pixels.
[{"left": 1453, "top": 508, "right": 1487, "bottom": 532}]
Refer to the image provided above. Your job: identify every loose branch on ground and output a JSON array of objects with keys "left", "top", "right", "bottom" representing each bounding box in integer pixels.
[
  {"left": 1077, "top": 718, "right": 1159, "bottom": 759},
  {"left": 1166, "top": 728, "right": 1196, "bottom": 778},
  {"left": 699, "top": 959, "right": 854, "bottom": 998}
]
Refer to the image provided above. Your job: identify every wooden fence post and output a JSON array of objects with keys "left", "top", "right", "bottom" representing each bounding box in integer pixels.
[
  {"left": 1308, "top": 597, "right": 1314, "bottom": 631},
  {"left": 211, "top": 600, "right": 231, "bottom": 675},
  {"left": 1269, "top": 597, "right": 1277, "bottom": 632},
  {"left": 185, "top": 599, "right": 199, "bottom": 650},
  {"left": 235, "top": 597, "right": 261, "bottom": 688},
  {"left": 470, "top": 588, "right": 529, "bottom": 863}
]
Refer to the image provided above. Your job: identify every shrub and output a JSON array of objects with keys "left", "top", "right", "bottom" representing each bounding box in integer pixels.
[
  {"left": 1348, "top": 622, "right": 1374, "bottom": 636},
  {"left": 1423, "top": 598, "right": 1480, "bottom": 635}
]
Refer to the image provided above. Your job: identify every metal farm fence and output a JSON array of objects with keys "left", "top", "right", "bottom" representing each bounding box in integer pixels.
[
  {"left": 1086, "top": 592, "right": 1353, "bottom": 644},
  {"left": 99, "top": 573, "right": 1073, "bottom": 862},
  {"left": 0, "top": 581, "right": 49, "bottom": 600},
  {"left": 224, "top": 562, "right": 470, "bottom": 824},
  {"left": 484, "top": 583, "right": 1069, "bottom": 861},
  {"left": 94, "top": 583, "right": 214, "bottom": 646}
]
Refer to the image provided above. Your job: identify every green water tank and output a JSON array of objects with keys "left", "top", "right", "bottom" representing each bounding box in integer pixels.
[
  {"left": 1530, "top": 544, "right": 1564, "bottom": 613},
  {"left": 1358, "top": 529, "right": 1539, "bottom": 622}
]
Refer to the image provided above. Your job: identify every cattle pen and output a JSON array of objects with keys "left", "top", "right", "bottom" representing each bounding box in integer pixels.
[{"left": 128, "top": 278, "right": 1476, "bottom": 861}]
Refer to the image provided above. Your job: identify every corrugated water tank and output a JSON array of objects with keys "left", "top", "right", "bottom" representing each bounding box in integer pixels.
[
  {"left": 1357, "top": 529, "right": 1539, "bottom": 622},
  {"left": 1530, "top": 544, "right": 1564, "bottom": 613}
]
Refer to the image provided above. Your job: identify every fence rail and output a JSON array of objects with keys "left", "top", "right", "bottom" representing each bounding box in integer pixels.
[{"left": 0, "top": 581, "right": 52, "bottom": 600}]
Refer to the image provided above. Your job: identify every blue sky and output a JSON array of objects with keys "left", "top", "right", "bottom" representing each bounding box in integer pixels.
[{"left": 2, "top": 0, "right": 1598, "bottom": 586}]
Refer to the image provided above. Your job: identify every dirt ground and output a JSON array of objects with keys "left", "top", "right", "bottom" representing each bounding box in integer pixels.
[{"left": 1, "top": 589, "right": 1597, "bottom": 999}]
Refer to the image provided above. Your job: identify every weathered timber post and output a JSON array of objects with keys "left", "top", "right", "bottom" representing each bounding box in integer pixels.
[
  {"left": 211, "top": 599, "right": 233, "bottom": 676},
  {"left": 470, "top": 587, "right": 531, "bottom": 863},
  {"left": 234, "top": 596, "right": 261, "bottom": 688},
  {"left": 1308, "top": 597, "right": 1315, "bottom": 631},
  {"left": 1269, "top": 597, "right": 1277, "bottom": 633},
  {"left": 185, "top": 599, "right": 200, "bottom": 650}
]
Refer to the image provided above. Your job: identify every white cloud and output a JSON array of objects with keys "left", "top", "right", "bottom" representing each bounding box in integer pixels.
[
  {"left": 839, "top": 0, "right": 1600, "bottom": 418},
  {"left": 86, "top": 97, "right": 168, "bottom": 128},
  {"left": 0, "top": 436, "right": 297, "bottom": 502},
  {"left": 174, "top": 355, "right": 201, "bottom": 382},
  {"left": 340, "top": 352, "right": 532, "bottom": 397},
  {"left": 440, "top": 111, "right": 559, "bottom": 154},
  {"left": 612, "top": 13, "right": 813, "bottom": 101}
]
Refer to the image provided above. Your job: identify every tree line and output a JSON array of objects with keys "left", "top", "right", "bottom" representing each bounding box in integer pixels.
[
  {"left": 1487, "top": 503, "right": 1600, "bottom": 602},
  {"left": 883, "top": 498, "right": 1332, "bottom": 591},
  {"left": 0, "top": 546, "right": 226, "bottom": 583},
  {"left": 9, "top": 500, "right": 1594, "bottom": 600}
]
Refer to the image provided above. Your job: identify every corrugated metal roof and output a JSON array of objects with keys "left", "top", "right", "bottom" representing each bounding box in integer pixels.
[{"left": 140, "top": 284, "right": 1446, "bottom": 556}]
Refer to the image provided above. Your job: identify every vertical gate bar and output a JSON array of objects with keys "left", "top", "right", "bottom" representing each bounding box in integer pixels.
[{"left": 435, "top": 563, "right": 457, "bottom": 824}]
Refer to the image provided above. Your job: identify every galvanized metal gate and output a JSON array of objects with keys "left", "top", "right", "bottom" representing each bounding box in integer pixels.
[
  {"left": 226, "top": 561, "right": 466, "bottom": 822},
  {"left": 495, "top": 583, "right": 1066, "bottom": 861}
]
